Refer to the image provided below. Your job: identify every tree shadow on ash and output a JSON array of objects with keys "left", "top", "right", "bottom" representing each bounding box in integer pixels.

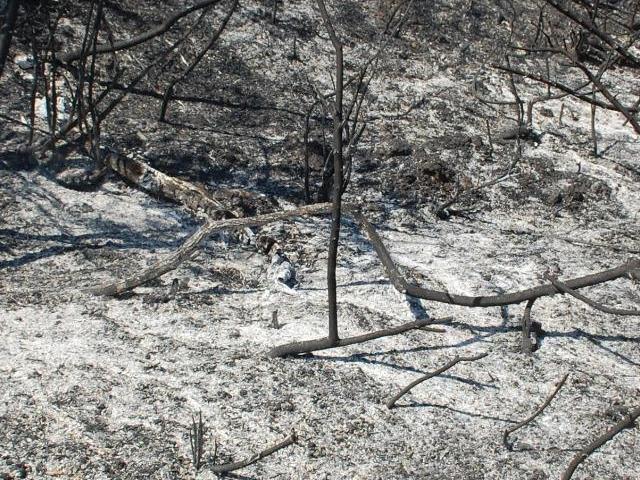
[
  {"left": 307, "top": 353, "right": 495, "bottom": 389},
  {"left": 545, "top": 328, "right": 640, "bottom": 366},
  {"left": 393, "top": 402, "right": 517, "bottom": 424},
  {"left": 348, "top": 319, "right": 517, "bottom": 358},
  {"left": 0, "top": 220, "right": 192, "bottom": 270},
  {"left": 358, "top": 320, "right": 640, "bottom": 366}
]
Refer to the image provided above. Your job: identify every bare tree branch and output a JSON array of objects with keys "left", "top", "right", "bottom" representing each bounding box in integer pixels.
[
  {"left": 211, "top": 432, "right": 297, "bottom": 474},
  {"left": 492, "top": 63, "right": 639, "bottom": 114},
  {"left": 355, "top": 211, "right": 640, "bottom": 308},
  {"left": 57, "top": 0, "right": 222, "bottom": 63},
  {"left": 546, "top": 274, "right": 640, "bottom": 316},
  {"left": 503, "top": 372, "right": 569, "bottom": 450},
  {"left": 87, "top": 201, "right": 337, "bottom": 296},
  {"left": 386, "top": 353, "right": 489, "bottom": 409},
  {"left": 561, "top": 406, "right": 640, "bottom": 480},
  {"left": 543, "top": 0, "right": 640, "bottom": 68},
  {"left": 267, "top": 318, "right": 447, "bottom": 358},
  {"left": 159, "top": 0, "right": 238, "bottom": 121}
]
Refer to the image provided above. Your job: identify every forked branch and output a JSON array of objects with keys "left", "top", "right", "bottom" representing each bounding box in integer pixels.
[
  {"left": 57, "top": 0, "right": 222, "bottom": 63},
  {"left": 355, "top": 212, "right": 640, "bottom": 308},
  {"left": 546, "top": 274, "right": 640, "bottom": 316},
  {"left": 267, "top": 318, "right": 447, "bottom": 358},
  {"left": 88, "top": 202, "right": 337, "bottom": 296}
]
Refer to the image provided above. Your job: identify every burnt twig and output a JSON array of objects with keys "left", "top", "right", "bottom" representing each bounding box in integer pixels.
[
  {"left": 189, "top": 411, "right": 206, "bottom": 472},
  {"left": 210, "top": 431, "right": 297, "bottom": 474},
  {"left": 521, "top": 298, "right": 536, "bottom": 354},
  {"left": 546, "top": 274, "right": 640, "bottom": 316},
  {"left": 561, "top": 406, "right": 640, "bottom": 480},
  {"left": 503, "top": 373, "right": 569, "bottom": 450},
  {"left": 386, "top": 352, "right": 488, "bottom": 409}
]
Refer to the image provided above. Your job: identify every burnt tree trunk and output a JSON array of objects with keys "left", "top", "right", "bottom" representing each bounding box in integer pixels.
[
  {"left": 0, "top": 0, "right": 19, "bottom": 78},
  {"left": 317, "top": 0, "right": 344, "bottom": 345}
]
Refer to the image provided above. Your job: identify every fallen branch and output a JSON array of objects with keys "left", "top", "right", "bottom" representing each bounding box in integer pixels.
[
  {"left": 103, "top": 149, "right": 228, "bottom": 217},
  {"left": 503, "top": 372, "right": 569, "bottom": 450},
  {"left": 546, "top": 274, "right": 640, "bottom": 316},
  {"left": 267, "top": 318, "right": 447, "bottom": 358},
  {"left": 561, "top": 406, "right": 640, "bottom": 480},
  {"left": 87, "top": 202, "right": 336, "bottom": 296},
  {"left": 386, "top": 352, "right": 488, "bottom": 409},
  {"left": 211, "top": 431, "right": 297, "bottom": 474},
  {"left": 355, "top": 212, "right": 640, "bottom": 307},
  {"left": 57, "top": 0, "right": 222, "bottom": 63}
]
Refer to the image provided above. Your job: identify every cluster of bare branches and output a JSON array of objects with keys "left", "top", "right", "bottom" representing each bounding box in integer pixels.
[
  {"left": 1, "top": 0, "right": 639, "bottom": 477},
  {"left": 495, "top": 0, "right": 640, "bottom": 145},
  {"left": 1, "top": 0, "right": 239, "bottom": 186}
]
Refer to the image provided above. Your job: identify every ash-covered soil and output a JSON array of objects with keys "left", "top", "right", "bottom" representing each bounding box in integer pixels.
[{"left": 1, "top": 1, "right": 639, "bottom": 479}]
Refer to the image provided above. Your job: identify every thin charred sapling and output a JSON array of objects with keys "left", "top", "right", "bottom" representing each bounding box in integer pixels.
[
  {"left": 317, "top": 0, "right": 343, "bottom": 346},
  {"left": 496, "top": 0, "right": 640, "bottom": 136},
  {"left": 270, "top": 0, "right": 373, "bottom": 356},
  {"left": 159, "top": 0, "right": 238, "bottom": 121}
]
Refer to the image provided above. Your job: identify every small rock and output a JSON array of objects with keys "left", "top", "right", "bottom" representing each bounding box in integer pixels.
[{"left": 14, "top": 54, "right": 34, "bottom": 70}]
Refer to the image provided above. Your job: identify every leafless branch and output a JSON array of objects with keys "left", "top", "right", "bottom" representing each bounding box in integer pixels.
[
  {"left": 210, "top": 431, "right": 297, "bottom": 474},
  {"left": 88, "top": 200, "right": 338, "bottom": 296},
  {"left": 503, "top": 373, "right": 569, "bottom": 450},
  {"left": 546, "top": 274, "right": 640, "bottom": 316},
  {"left": 57, "top": 0, "right": 222, "bottom": 63},
  {"left": 543, "top": 0, "right": 640, "bottom": 68},
  {"left": 159, "top": 0, "right": 238, "bottom": 121},
  {"left": 561, "top": 406, "right": 640, "bottom": 480},
  {"left": 268, "top": 318, "right": 447, "bottom": 358},
  {"left": 386, "top": 353, "right": 489, "bottom": 409},
  {"left": 492, "top": 63, "right": 639, "bottom": 114},
  {"left": 521, "top": 298, "right": 536, "bottom": 354},
  {"left": 355, "top": 211, "right": 640, "bottom": 308}
]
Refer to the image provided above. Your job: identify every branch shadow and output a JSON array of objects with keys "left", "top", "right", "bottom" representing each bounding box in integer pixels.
[
  {"left": 307, "top": 352, "right": 496, "bottom": 389},
  {"left": 0, "top": 224, "right": 189, "bottom": 270},
  {"left": 394, "top": 402, "right": 518, "bottom": 424}
]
